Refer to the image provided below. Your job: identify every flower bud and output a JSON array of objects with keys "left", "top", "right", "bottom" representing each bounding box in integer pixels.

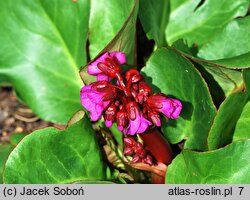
[
  {"left": 132, "top": 154, "right": 142, "bottom": 163},
  {"left": 97, "top": 63, "right": 118, "bottom": 79},
  {"left": 143, "top": 155, "right": 153, "bottom": 166},
  {"left": 125, "top": 69, "right": 140, "bottom": 82},
  {"left": 148, "top": 110, "right": 161, "bottom": 127},
  {"left": 134, "top": 142, "right": 143, "bottom": 153},
  {"left": 116, "top": 108, "right": 129, "bottom": 131},
  {"left": 125, "top": 101, "right": 139, "bottom": 121},
  {"left": 104, "top": 104, "right": 117, "bottom": 127},
  {"left": 147, "top": 93, "right": 182, "bottom": 120},
  {"left": 136, "top": 149, "right": 147, "bottom": 158},
  {"left": 123, "top": 137, "right": 137, "bottom": 146},
  {"left": 124, "top": 146, "right": 134, "bottom": 156},
  {"left": 137, "top": 81, "right": 152, "bottom": 104}
]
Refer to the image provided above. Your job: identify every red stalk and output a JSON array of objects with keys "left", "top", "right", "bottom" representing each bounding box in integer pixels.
[
  {"left": 140, "top": 128, "right": 173, "bottom": 184},
  {"left": 140, "top": 128, "right": 173, "bottom": 165}
]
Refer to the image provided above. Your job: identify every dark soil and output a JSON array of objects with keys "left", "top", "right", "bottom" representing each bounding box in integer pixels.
[{"left": 0, "top": 87, "right": 65, "bottom": 144}]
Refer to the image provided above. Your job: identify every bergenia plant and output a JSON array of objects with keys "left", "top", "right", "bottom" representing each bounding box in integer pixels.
[{"left": 80, "top": 51, "right": 182, "bottom": 183}]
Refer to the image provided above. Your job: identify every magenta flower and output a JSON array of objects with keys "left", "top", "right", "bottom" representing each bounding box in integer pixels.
[
  {"left": 88, "top": 52, "right": 126, "bottom": 81},
  {"left": 124, "top": 102, "right": 152, "bottom": 135},
  {"left": 80, "top": 52, "right": 182, "bottom": 137},
  {"left": 147, "top": 93, "right": 182, "bottom": 120},
  {"left": 80, "top": 81, "right": 116, "bottom": 121}
]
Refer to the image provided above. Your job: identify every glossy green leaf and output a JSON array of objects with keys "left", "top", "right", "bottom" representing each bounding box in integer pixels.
[
  {"left": 80, "top": 0, "right": 139, "bottom": 84},
  {"left": 173, "top": 41, "right": 250, "bottom": 69},
  {"left": 198, "top": 16, "right": 250, "bottom": 60},
  {"left": 0, "top": 144, "right": 13, "bottom": 183},
  {"left": 89, "top": 0, "right": 136, "bottom": 64},
  {"left": 166, "top": 140, "right": 250, "bottom": 183},
  {"left": 191, "top": 62, "right": 225, "bottom": 107},
  {"left": 207, "top": 69, "right": 250, "bottom": 150},
  {"left": 233, "top": 101, "right": 250, "bottom": 141},
  {"left": 190, "top": 51, "right": 250, "bottom": 69},
  {"left": 233, "top": 69, "right": 250, "bottom": 141},
  {"left": 207, "top": 93, "right": 248, "bottom": 150},
  {"left": 141, "top": 48, "right": 216, "bottom": 150},
  {"left": 3, "top": 118, "right": 106, "bottom": 183},
  {"left": 166, "top": 0, "right": 249, "bottom": 46},
  {"left": 100, "top": 0, "right": 138, "bottom": 65},
  {"left": 0, "top": 75, "right": 10, "bottom": 85},
  {"left": 0, "top": 0, "right": 90, "bottom": 124},
  {"left": 198, "top": 64, "right": 243, "bottom": 97},
  {"left": 139, "top": 0, "right": 169, "bottom": 46},
  {"left": 10, "top": 132, "right": 28, "bottom": 146},
  {"left": 171, "top": 40, "right": 244, "bottom": 99}
]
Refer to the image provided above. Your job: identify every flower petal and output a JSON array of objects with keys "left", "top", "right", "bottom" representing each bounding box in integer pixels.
[
  {"left": 97, "top": 74, "right": 112, "bottom": 81},
  {"left": 137, "top": 116, "right": 152, "bottom": 133},
  {"left": 80, "top": 85, "right": 110, "bottom": 121},
  {"left": 90, "top": 104, "right": 103, "bottom": 121},
  {"left": 124, "top": 112, "right": 151, "bottom": 135},
  {"left": 124, "top": 116, "right": 140, "bottom": 135},
  {"left": 87, "top": 52, "right": 109, "bottom": 75},
  {"left": 170, "top": 99, "right": 182, "bottom": 119},
  {"left": 161, "top": 98, "right": 182, "bottom": 119},
  {"left": 105, "top": 120, "right": 113, "bottom": 128},
  {"left": 110, "top": 52, "right": 126, "bottom": 65},
  {"left": 118, "top": 125, "right": 124, "bottom": 131}
]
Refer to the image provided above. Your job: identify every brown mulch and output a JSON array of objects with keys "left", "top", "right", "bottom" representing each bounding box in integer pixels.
[{"left": 0, "top": 87, "right": 65, "bottom": 144}]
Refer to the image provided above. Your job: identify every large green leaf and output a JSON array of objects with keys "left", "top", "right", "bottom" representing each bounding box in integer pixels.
[
  {"left": 173, "top": 40, "right": 245, "bottom": 98},
  {"left": 198, "top": 64, "right": 243, "bottom": 97},
  {"left": 207, "top": 69, "right": 250, "bottom": 150},
  {"left": 139, "top": 0, "right": 169, "bottom": 47},
  {"left": 100, "top": 0, "right": 138, "bottom": 65},
  {"left": 141, "top": 48, "right": 216, "bottom": 150},
  {"left": 173, "top": 41, "right": 250, "bottom": 69},
  {"left": 233, "top": 100, "right": 250, "bottom": 141},
  {"left": 191, "top": 62, "right": 225, "bottom": 107},
  {"left": 3, "top": 118, "right": 106, "bottom": 183},
  {"left": 80, "top": 0, "right": 139, "bottom": 84},
  {"left": 166, "top": 140, "right": 250, "bottom": 183},
  {"left": 198, "top": 16, "right": 250, "bottom": 60},
  {"left": 10, "top": 132, "right": 28, "bottom": 146},
  {"left": 233, "top": 69, "right": 250, "bottom": 141},
  {"left": 166, "top": 0, "right": 249, "bottom": 46},
  {"left": 0, "top": 0, "right": 90, "bottom": 124},
  {"left": 89, "top": 0, "right": 136, "bottom": 64},
  {"left": 0, "top": 144, "right": 13, "bottom": 183},
  {"left": 207, "top": 93, "right": 248, "bottom": 150}
]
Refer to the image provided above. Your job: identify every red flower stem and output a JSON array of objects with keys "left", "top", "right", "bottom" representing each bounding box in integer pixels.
[
  {"left": 140, "top": 128, "right": 173, "bottom": 184},
  {"left": 140, "top": 128, "right": 173, "bottom": 165}
]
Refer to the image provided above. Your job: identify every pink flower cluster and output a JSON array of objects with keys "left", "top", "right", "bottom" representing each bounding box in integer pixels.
[{"left": 80, "top": 52, "right": 182, "bottom": 135}]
